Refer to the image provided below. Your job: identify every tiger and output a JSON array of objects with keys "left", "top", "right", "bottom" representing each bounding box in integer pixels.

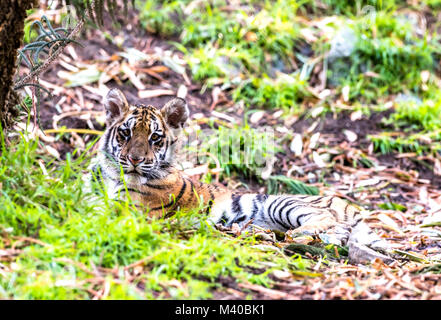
[{"left": 89, "top": 88, "right": 394, "bottom": 264}]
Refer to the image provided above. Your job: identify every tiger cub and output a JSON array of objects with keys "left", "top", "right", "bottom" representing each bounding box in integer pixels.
[{"left": 90, "top": 88, "right": 393, "bottom": 264}]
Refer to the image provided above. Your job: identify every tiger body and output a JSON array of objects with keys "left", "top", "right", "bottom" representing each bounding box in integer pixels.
[{"left": 90, "top": 89, "right": 392, "bottom": 264}]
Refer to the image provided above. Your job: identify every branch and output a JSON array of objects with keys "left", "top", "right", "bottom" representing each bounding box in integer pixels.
[{"left": 13, "top": 17, "right": 85, "bottom": 90}]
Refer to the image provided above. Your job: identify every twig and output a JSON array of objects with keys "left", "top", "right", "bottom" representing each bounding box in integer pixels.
[{"left": 44, "top": 128, "right": 104, "bottom": 135}]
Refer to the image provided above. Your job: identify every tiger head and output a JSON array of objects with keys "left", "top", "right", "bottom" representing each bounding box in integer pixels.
[{"left": 98, "top": 88, "right": 189, "bottom": 179}]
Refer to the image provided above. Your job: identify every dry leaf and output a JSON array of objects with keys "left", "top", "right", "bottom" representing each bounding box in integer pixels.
[
  {"left": 121, "top": 63, "right": 145, "bottom": 90},
  {"left": 45, "top": 145, "right": 60, "bottom": 159},
  {"left": 177, "top": 84, "right": 188, "bottom": 98},
  {"left": 290, "top": 133, "right": 303, "bottom": 156},
  {"left": 350, "top": 110, "right": 363, "bottom": 121},
  {"left": 355, "top": 177, "right": 380, "bottom": 188},
  {"left": 376, "top": 213, "right": 403, "bottom": 234},
  {"left": 138, "top": 89, "right": 174, "bottom": 99},
  {"left": 309, "top": 132, "right": 320, "bottom": 149},
  {"left": 250, "top": 111, "right": 265, "bottom": 124},
  {"left": 342, "top": 85, "right": 350, "bottom": 102},
  {"left": 312, "top": 151, "right": 326, "bottom": 168},
  {"left": 343, "top": 129, "right": 357, "bottom": 142}
]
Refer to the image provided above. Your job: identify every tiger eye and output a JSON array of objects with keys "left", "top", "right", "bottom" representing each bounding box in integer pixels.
[
  {"left": 150, "top": 133, "right": 161, "bottom": 142},
  {"left": 119, "top": 128, "right": 131, "bottom": 138}
]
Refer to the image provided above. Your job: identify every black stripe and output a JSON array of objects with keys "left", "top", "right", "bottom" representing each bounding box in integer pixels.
[
  {"left": 185, "top": 177, "right": 195, "bottom": 195},
  {"left": 307, "top": 196, "right": 331, "bottom": 205},
  {"left": 205, "top": 199, "right": 214, "bottom": 215},
  {"left": 160, "top": 139, "right": 169, "bottom": 160},
  {"left": 219, "top": 211, "right": 229, "bottom": 225},
  {"left": 234, "top": 215, "right": 248, "bottom": 223},
  {"left": 150, "top": 178, "right": 187, "bottom": 211},
  {"left": 105, "top": 126, "right": 118, "bottom": 160},
  {"left": 278, "top": 199, "right": 299, "bottom": 228},
  {"left": 256, "top": 194, "right": 268, "bottom": 202},
  {"left": 284, "top": 204, "right": 305, "bottom": 227},
  {"left": 249, "top": 196, "right": 260, "bottom": 222},
  {"left": 267, "top": 197, "right": 280, "bottom": 226},
  {"left": 327, "top": 196, "right": 337, "bottom": 207},
  {"left": 274, "top": 198, "right": 295, "bottom": 228},
  {"left": 292, "top": 195, "right": 310, "bottom": 200},
  {"left": 204, "top": 188, "right": 215, "bottom": 215},
  {"left": 231, "top": 194, "right": 243, "bottom": 214},
  {"left": 351, "top": 214, "right": 363, "bottom": 228},
  {"left": 208, "top": 187, "right": 215, "bottom": 202},
  {"left": 143, "top": 182, "right": 170, "bottom": 189},
  {"left": 125, "top": 188, "right": 152, "bottom": 196},
  {"left": 295, "top": 213, "right": 312, "bottom": 227},
  {"left": 343, "top": 204, "right": 349, "bottom": 221},
  {"left": 271, "top": 197, "right": 292, "bottom": 230}
]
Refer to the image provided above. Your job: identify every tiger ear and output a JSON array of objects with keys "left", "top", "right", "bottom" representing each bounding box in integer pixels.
[
  {"left": 161, "top": 97, "right": 189, "bottom": 130},
  {"left": 104, "top": 88, "right": 129, "bottom": 123}
]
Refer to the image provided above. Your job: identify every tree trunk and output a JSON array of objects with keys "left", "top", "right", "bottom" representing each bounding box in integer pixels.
[{"left": 0, "top": 0, "right": 38, "bottom": 131}]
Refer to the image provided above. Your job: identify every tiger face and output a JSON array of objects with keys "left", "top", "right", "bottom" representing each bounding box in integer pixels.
[{"left": 100, "top": 88, "right": 189, "bottom": 179}]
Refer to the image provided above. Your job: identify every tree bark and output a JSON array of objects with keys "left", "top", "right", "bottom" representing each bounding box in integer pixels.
[{"left": 0, "top": 0, "right": 38, "bottom": 131}]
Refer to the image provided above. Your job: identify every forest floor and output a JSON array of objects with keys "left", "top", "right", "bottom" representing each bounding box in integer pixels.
[{"left": 2, "top": 0, "right": 441, "bottom": 299}]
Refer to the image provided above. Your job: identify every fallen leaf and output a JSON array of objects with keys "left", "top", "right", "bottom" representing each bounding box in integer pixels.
[
  {"left": 58, "top": 66, "right": 102, "bottom": 87},
  {"left": 342, "top": 85, "right": 350, "bottom": 102},
  {"left": 250, "top": 111, "right": 265, "bottom": 124},
  {"left": 121, "top": 63, "right": 145, "bottom": 90},
  {"left": 290, "top": 133, "right": 303, "bottom": 156},
  {"left": 343, "top": 129, "right": 357, "bottom": 142},
  {"left": 350, "top": 110, "right": 363, "bottom": 121},
  {"left": 309, "top": 132, "right": 320, "bottom": 149},
  {"left": 376, "top": 213, "right": 403, "bottom": 234},
  {"left": 312, "top": 151, "right": 326, "bottom": 168},
  {"left": 138, "top": 89, "right": 174, "bottom": 99},
  {"left": 177, "top": 84, "right": 188, "bottom": 98}
]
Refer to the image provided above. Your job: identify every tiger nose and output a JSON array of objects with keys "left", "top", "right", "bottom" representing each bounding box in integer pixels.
[{"left": 128, "top": 155, "right": 144, "bottom": 166}]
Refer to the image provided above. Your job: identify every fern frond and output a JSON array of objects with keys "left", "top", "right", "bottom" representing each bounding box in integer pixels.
[
  {"left": 64, "top": 0, "right": 132, "bottom": 26},
  {"left": 18, "top": 15, "right": 82, "bottom": 69}
]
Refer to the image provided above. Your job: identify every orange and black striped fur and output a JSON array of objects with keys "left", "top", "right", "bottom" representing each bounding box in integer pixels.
[{"left": 90, "top": 89, "right": 393, "bottom": 264}]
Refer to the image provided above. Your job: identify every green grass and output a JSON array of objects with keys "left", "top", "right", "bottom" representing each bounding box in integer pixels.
[
  {"left": 369, "top": 90, "right": 441, "bottom": 155},
  {"left": 390, "top": 98, "right": 441, "bottom": 132},
  {"left": 138, "top": 0, "right": 308, "bottom": 110},
  {"left": 369, "top": 130, "right": 441, "bottom": 155},
  {"left": 0, "top": 135, "right": 309, "bottom": 299},
  {"left": 233, "top": 73, "right": 310, "bottom": 111},
  {"left": 138, "top": 0, "right": 186, "bottom": 36},
  {"left": 329, "top": 11, "right": 436, "bottom": 102},
  {"left": 304, "top": 0, "right": 403, "bottom": 16},
  {"left": 137, "top": 0, "right": 441, "bottom": 117}
]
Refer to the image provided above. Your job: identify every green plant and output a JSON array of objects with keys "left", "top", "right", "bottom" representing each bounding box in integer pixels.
[
  {"left": 389, "top": 100, "right": 441, "bottom": 132},
  {"left": 0, "top": 135, "right": 307, "bottom": 299},
  {"left": 267, "top": 176, "right": 319, "bottom": 195},
  {"left": 233, "top": 73, "right": 310, "bottom": 111},
  {"left": 328, "top": 12, "right": 436, "bottom": 102},
  {"left": 138, "top": 0, "right": 185, "bottom": 36}
]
